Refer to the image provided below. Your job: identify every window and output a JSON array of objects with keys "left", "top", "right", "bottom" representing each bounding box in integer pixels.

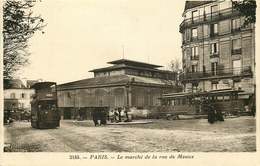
[
  {"left": 67, "top": 92, "right": 71, "bottom": 98},
  {"left": 192, "top": 83, "right": 198, "bottom": 92},
  {"left": 10, "top": 93, "right": 16, "bottom": 99},
  {"left": 232, "top": 39, "right": 241, "bottom": 54},
  {"left": 210, "top": 43, "right": 219, "bottom": 54},
  {"left": 212, "top": 83, "right": 218, "bottom": 90},
  {"left": 192, "top": 10, "right": 198, "bottom": 22},
  {"left": 191, "top": 65, "right": 198, "bottom": 73},
  {"left": 219, "top": 1, "right": 231, "bottom": 10},
  {"left": 21, "top": 93, "right": 26, "bottom": 99},
  {"left": 211, "top": 5, "right": 218, "bottom": 15},
  {"left": 211, "top": 62, "right": 218, "bottom": 76},
  {"left": 191, "top": 28, "right": 198, "bottom": 40},
  {"left": 233, "top": 60, "right": 241, "bottom": 75},
  {"left": 191, "top": 46, "right": 199, "bottom": 59},
  {"left": 232, "top": 39, "right": 241, "bottom": 49},
  {"left": 232, "top": 18, "right": 241, "bottom": 31},
  {"left": 183, "top": 49, "right": 186, "bottom": 59},
  {"left": 203, "top": 25, "right": 209, "bottom": 37},
  {"left": 185, "top": 29, "right": 191, "bottom": 41},
  {"left": 210, "top": 23, "right": 218, "bottom": 36}
]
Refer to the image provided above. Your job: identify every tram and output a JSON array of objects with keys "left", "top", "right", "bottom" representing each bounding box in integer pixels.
[
  {"left": 31, "top": 82, "right": 60, "bottom": 129},
  {"left": 160, "top": 88, "right": 247, "bottom": 116}
]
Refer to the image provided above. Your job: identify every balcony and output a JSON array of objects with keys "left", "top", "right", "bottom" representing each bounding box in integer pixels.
[
  {"left": 231, "top": 27, "right": 241, "bottom": 33},
  {"left": 210, "top": 32, "right": 218, "bottom": 38},
  {"left": 191, "top": 56, "right": 199, "bottom": 60},
  {"left": 210, "top": 53, "right": 219, "bottom": 59},
  {"left": 191, "top": 37, "right": 198, "bottom": 42},
  {"left": 180, "top": 7, "right": 240, "bottom": 32},
  {"left": 180, "top": 66, "right": 253, "bottom": 82},
  {"left": 232, "top": 48, "right": 242, "bottom": 55}
]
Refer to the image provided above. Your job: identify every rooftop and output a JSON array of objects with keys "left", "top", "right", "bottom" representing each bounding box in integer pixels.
[
  {"left": 58, "top": 74, "right": 175, "bottom": 90},
  {"left": 89, "top": 58, "right": 168, "bottom": 73},
  {"left": 4, "top": 79, "right": 26, "bottom": 89},
  {"left": 162, "top": 89, "right": 244, "bottom": 99},
  {"left": 89, "top": 63, "right": 172, "bottom": 73},
  {"left": 107, "top": 59, "right": 163, "bottom": 68}
]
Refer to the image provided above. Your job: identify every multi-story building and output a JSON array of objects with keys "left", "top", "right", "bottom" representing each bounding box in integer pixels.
[
  {"left": 57, "top": 59, "right": 181, "bottom": 119},
  {"left": 179, "top": 0, "right": 255, "bottom": 101},
  {"left": 4, "top": 79, "right": 35, "bottom": 112}
]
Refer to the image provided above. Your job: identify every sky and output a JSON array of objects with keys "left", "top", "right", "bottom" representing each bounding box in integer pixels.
[{"left": 18, "top": 0, "right": 186, "bottom": 84}]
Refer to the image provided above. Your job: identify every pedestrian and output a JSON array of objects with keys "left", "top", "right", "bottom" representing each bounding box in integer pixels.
[
  {"left": 216, "top": 110, "right": 224, "bottom": 121},
  {"left": 6, "top": 109, "right": 11, "bottom": 124},
  {"left": 207, "top": 104, "right": 215, "bottom": 124},
  {"left": 100, "top": 110, "right": 107, "bottom": 125},
  {"left": 92, "top": 110, "right": 98, "bottom": 126},
  {"left": 118, "top": 107, "right": 122, "bottom": 122},
  {"left": 114, "top": 109, "right": 119, "bottom": 122},
  {"left": 109, "top": 109, "right": 115, "bottom": 123}
]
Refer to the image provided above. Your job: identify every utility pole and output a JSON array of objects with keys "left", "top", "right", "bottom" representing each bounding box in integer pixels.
[{"left": 122, "top": 45, "right": 125, "bottom": 59}]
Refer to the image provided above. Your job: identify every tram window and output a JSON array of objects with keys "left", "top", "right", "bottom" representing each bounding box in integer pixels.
[
  {"left": 182, "top": 99, "right": 186, "bottom": 105},
  {"left": 176, "top": 99, "right": 180, "bottom": 105},
  {"left": 224, "top": 96, "right": 230, "bottom": 101},
  {"left": 217, "top": 96, "right": 223, "bottom": 101}
]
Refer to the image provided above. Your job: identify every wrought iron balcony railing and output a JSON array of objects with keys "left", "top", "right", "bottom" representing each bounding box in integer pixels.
[
  {"left": 231, "top": 28, "right": 241, "bottom": 33},
  {"left": 191, "top": 56, "right": 199, "bottom": 60},
  {"left": 210, "top": 32, "right": 219, "bottom": 38},
  {"left": 210, "top": 53, "right": 219, "bottom": 58},
  {"left": 180, "top": 66, "right": 253, "bottom": 82},
  {"left": 180, "top": 7, "right": 240, "bottom": 32},
  {"left": 231, "top": 48, "right": 242, "bottom": 55}
]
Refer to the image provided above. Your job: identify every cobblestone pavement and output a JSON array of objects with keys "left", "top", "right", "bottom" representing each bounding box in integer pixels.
[{"left": 4, "top": 116, "right": 256, "bottom": 152}]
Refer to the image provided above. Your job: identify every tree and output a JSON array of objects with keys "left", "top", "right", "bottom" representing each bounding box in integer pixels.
[
  {"left": 168, "top": 58, "right": 182, "bottom": 73},
  {"left": 233, "top": 0, "right": 257, "bottom": 26},
  {"left": 3, "top": 0, "right": 45, "bottom": 87},
  {"left": 168, "top": 58, "right": 182, "bottom": 86}
]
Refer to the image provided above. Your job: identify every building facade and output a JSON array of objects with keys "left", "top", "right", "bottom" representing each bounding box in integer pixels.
[
  {"left": 179, "top": 1, "right": 255, "bottom": 100},
  {"left": 57, "top": 59, "right": 180, "bottom": 119},
  {"left": 4, "top": 79, "right": 35, "bottom": 113}
]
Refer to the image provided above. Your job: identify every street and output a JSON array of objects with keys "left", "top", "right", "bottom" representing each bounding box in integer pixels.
[{"left": 4, "top": 116, "right": 256, "bottom": 152}]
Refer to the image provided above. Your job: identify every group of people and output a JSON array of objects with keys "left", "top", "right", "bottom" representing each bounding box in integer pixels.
[
  {"left": 109, "top": 108, "right": 123, "bottom": 123},
  {"left": 109, "top": 107, "right": 131, "bottom": 123},
  {"left": 92, "top": 107, "right": 132, "bottom": 126}
]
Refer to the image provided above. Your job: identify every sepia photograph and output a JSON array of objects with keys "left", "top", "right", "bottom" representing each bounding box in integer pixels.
[{"left": 1, "top": 0, "right": 257, "bottom": 158}]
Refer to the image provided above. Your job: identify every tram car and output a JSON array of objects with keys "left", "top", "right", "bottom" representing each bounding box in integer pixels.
[
  {"left": 160, "top": 88, "right": 247, "bottom": 117},
  {"left": 31, "top": 82, "right": 60, "bottom": 129}
]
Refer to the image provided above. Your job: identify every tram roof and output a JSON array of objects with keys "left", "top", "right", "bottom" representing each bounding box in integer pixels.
[
  {"left": 162, "top": 89, "right": 244, "bottom": 99},
  {"left": 31, "top": 82, "right": 56, "bottom": 90}
]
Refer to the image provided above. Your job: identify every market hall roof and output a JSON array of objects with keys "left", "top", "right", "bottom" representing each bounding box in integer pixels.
[
  {"left": 57, "top": 75, "right": 175, "bottom": 91},
  {"left": 89, "top": 64, "right": 172, "bottom": 73},
  {"left": 89, "top": 59, "right": 163, "bottom": 73},
  {"left": 108, "top": 59, "right": 162, "bottom": 68}
]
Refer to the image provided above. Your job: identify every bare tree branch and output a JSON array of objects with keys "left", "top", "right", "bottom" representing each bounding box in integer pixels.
[{"left": 3, "top": 0, "right": 46, "bottom": 84}]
